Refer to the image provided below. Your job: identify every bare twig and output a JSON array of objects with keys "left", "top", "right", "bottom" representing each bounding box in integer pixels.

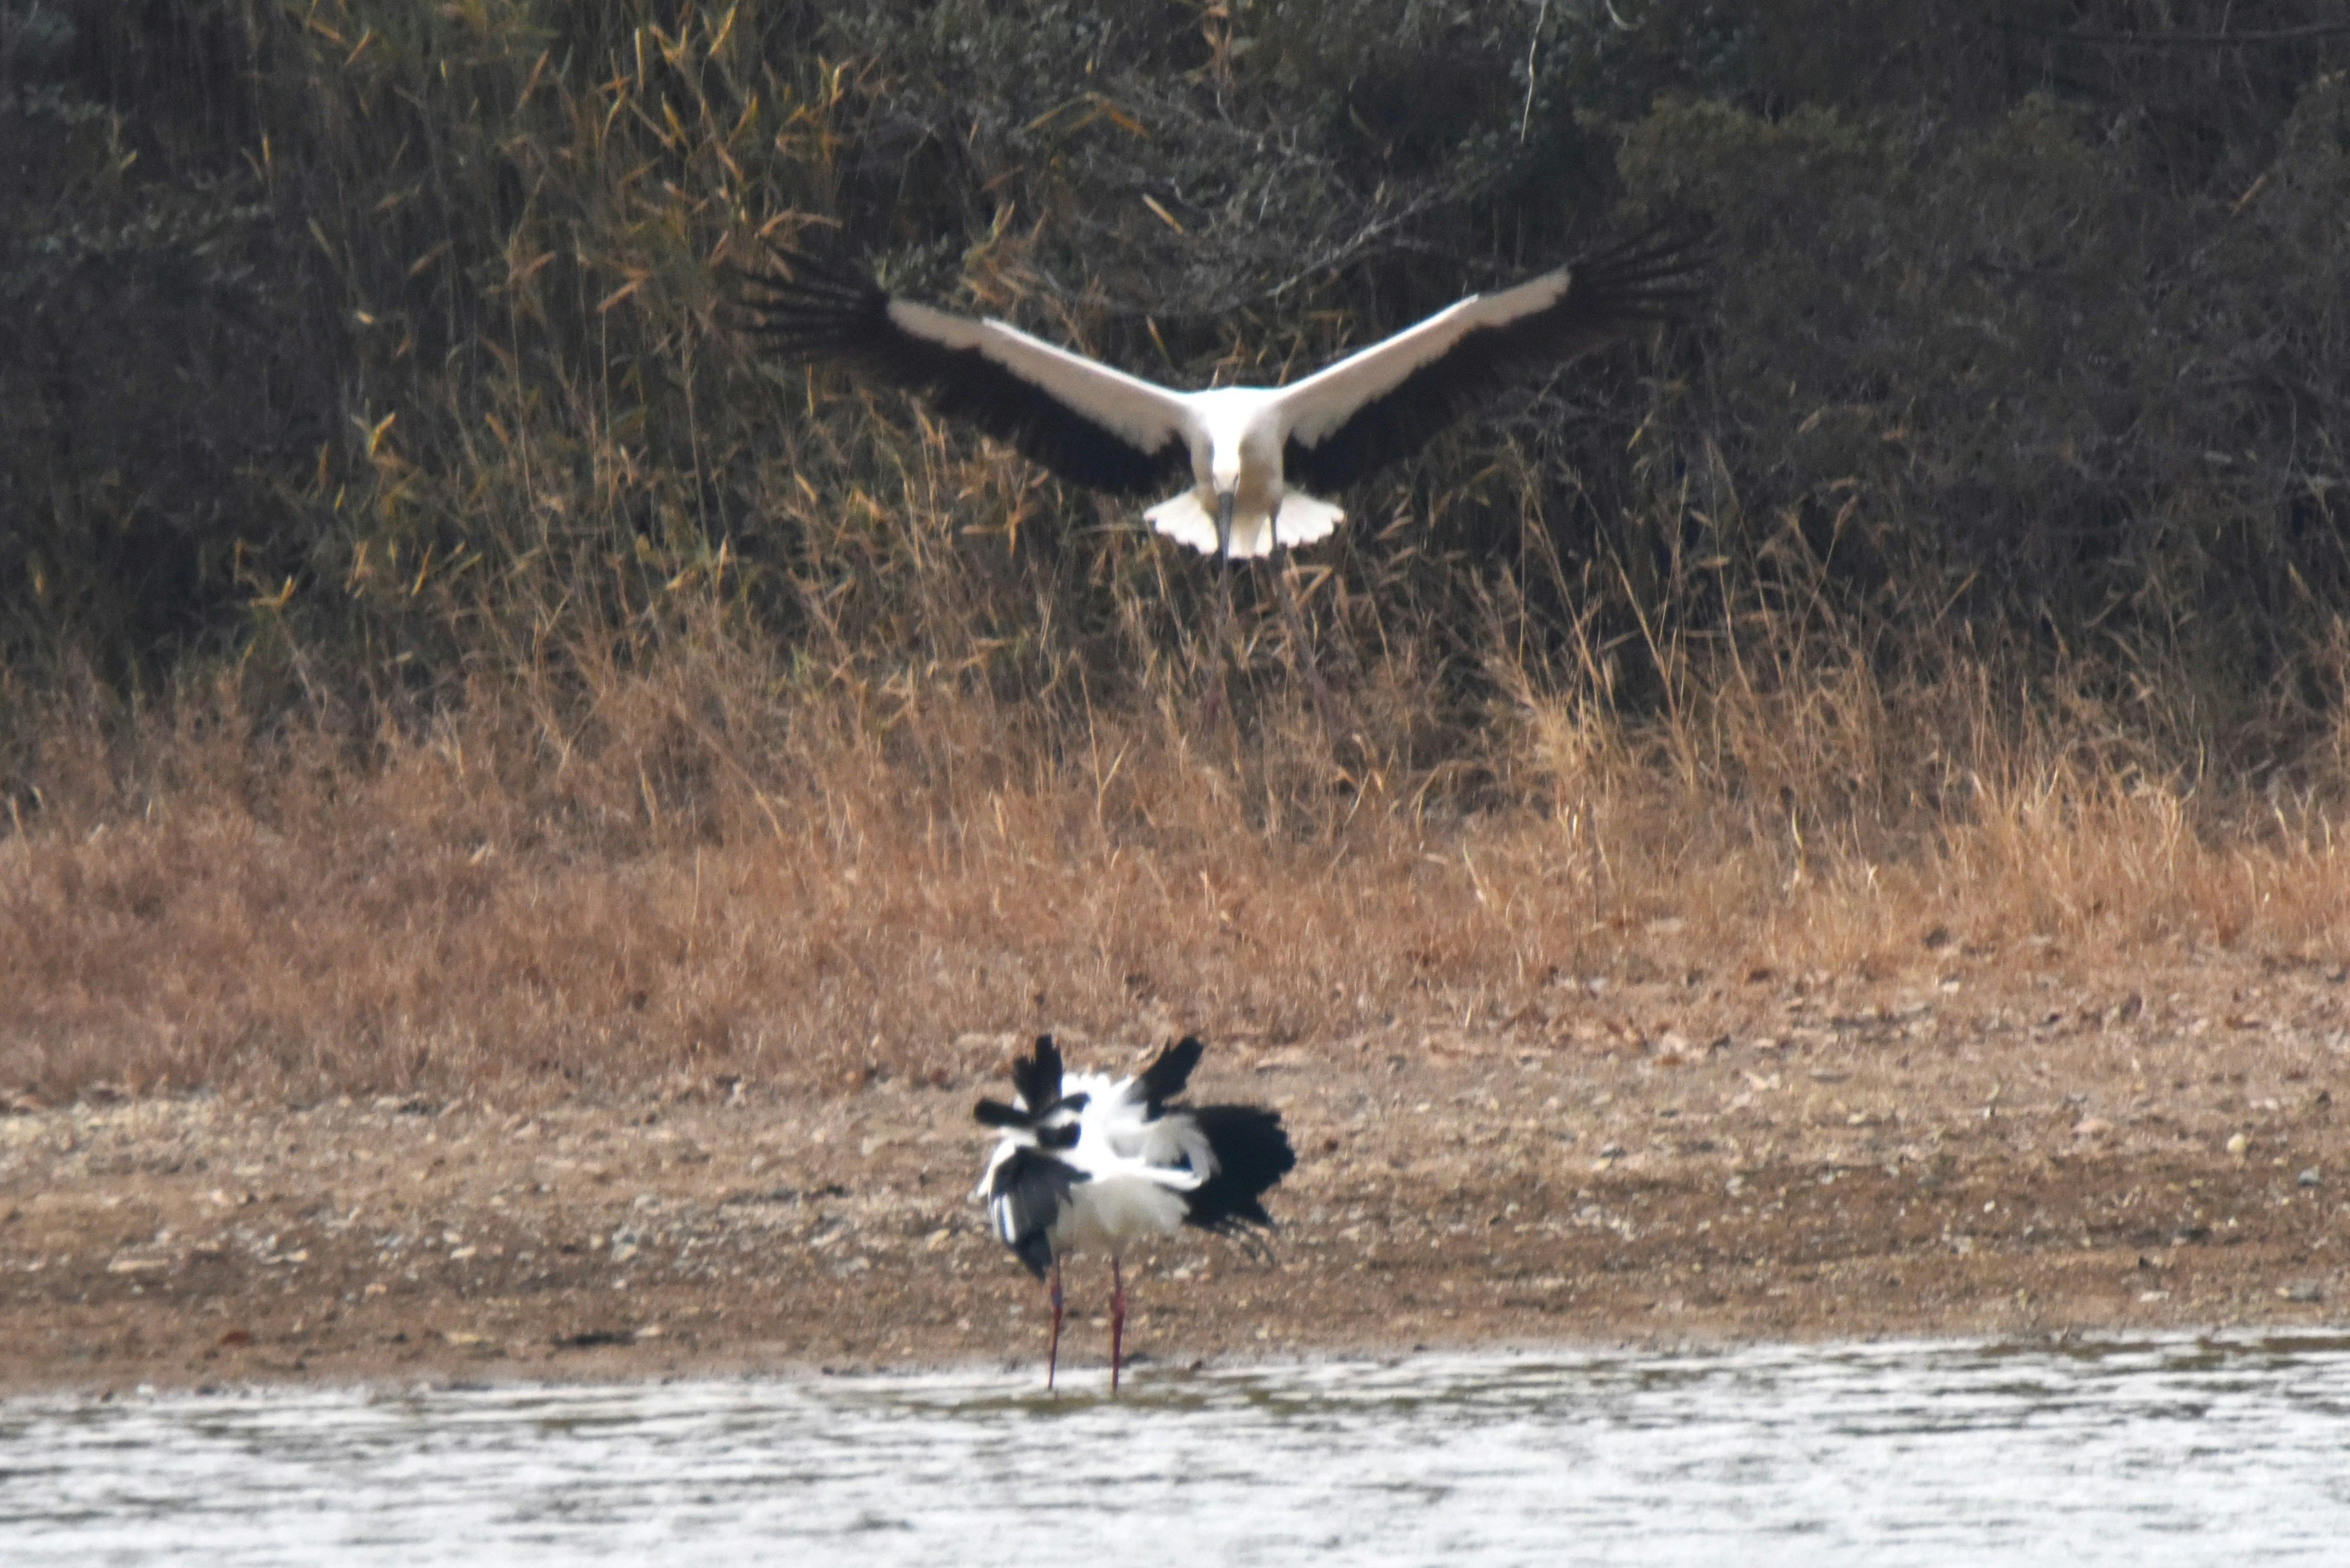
[
  {"left": 1519, "top": 0, "right": 1551, "bottom": 146},
  {"left": 2001, "top": 20, "right": 2350, "bottom": 48}
]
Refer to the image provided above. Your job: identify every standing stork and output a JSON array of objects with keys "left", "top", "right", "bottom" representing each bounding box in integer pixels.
[
  {"left": 975, "top": 1034, "right": 1294, "bottom": 1393},
  {"left": 734, "top": 226, "right": 1705, "bottom": 726}
]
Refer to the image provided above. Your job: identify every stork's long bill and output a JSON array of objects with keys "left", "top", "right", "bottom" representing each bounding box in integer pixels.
[{"left": 734, "top": 228, "right": 1705, "bottom": 560}]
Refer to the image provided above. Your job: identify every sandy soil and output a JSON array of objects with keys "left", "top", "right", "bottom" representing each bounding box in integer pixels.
[{"left": 5, "top": 955, "right": 2347, "bottom": 1395}]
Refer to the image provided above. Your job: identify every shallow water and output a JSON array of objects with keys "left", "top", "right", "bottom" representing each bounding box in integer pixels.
[{"left": 7, "top": 1334, "right": 2350, "bottom": 1565}]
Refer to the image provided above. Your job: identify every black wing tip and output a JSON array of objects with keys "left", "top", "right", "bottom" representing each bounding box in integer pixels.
[
  {"left": 732, "top": 239, "right": 1192, "bottom": 498},
  {"left": 1182, "top": 1103, "right": 1298, "bottom": 1233},
  {"left": 1564, "top": 219, "right": 1715, "bottom": 316},
  {"left": 726, "top": 241, "right": 893, "bottom": 359},
  {"left": 1283, "top": 218, "right": 1711, "bottom": 495},
  {"left": 975, "top": 1098, "right": 1027, "bottom": 1128},
  {"left": 1011, "top": 1229, "right": 1056, "bottom": 1279},
  {"left": 1136, "top": 1034, "right": 1207, "bottom": 1107},
  {"left": 1009, "top": 1034, "right": 1065, "bottom": 1114}
]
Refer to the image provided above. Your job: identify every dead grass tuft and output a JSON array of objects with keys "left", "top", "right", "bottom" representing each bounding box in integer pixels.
[{"left": 7, "top": 610, "right": 2349, "bottom": 1109}]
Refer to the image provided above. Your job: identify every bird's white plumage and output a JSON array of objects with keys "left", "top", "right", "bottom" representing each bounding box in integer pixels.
[
  {"left": 1142, "top": 489, "right": 1343, "bottom": 559},
  {"left": 1068, "top": 1069, "right": 1217, "bottom": 1180},
  {"left": 977, "top": 1065, "right": 1214, "bottom": 1259},
  {"left": 963, "top": 1034, "right": 1294, "bottom": 1391},
  {"left": 1278, "top": 267, "right": 1572, "bottom": 446},
  {"left": 889, "top": 300, "right": 1194, "bottom": 455},
  {"left": 972, "top": 1064, "right": 1195, "bottom": 1394},
  {"left": 1050, "top": 1173, "right": 1190, "bottom": 1255},
  {"left": 889, "top": 266, "right": 1580, "bottom": 560},
  {"left": 746, "top": 233, "right": 1699, "bottom": 574}
]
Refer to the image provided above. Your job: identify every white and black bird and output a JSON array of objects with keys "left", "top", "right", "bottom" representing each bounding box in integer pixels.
[
  {"left": 974, "top": 1033, "right": 1294, "bottom": 1393},
  {"left": 735, "top": 227, "right": 1704, "bottom": 724},
  {"left": 736, "top": 228, "right": 1703, "bottom": 565}
]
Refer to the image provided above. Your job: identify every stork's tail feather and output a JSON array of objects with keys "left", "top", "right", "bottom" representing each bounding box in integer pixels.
[
  {"left": 1144, "top": 490, "right": 1346, "bottom": 559},
  {"left": 1181, "top": 1104, "right": 1297, "bottom": 1234}
]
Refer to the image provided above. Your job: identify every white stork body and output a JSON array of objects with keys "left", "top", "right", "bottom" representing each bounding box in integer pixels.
[
  {"left": 1138, "top": 389, "right": 1340, "bottom": 561},
  {"left": 973, "top": 1034, "right": 1294, "bottom": 1392},
  {"left": 974, "top": 1061, "right": 1205, "bottom": 1261},
  {"left": 739, "top": 232, "right": 1701, "bottom": 562},
  {"left": 1040, "top": 1164, "right": 1193, "bottom": 1258},
  {"left": 871, "top": 303, "right": 1344, "bottom": 559}
]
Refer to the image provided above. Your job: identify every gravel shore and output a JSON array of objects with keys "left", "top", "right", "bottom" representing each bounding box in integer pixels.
[{"left": 6, "top": 959, "right": 2346, "bottom": 1394}]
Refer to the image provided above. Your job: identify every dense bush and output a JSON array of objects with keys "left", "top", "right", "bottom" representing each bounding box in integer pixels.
[{"left": 4, "top": 0, "right": 2348, "bottom": 781}]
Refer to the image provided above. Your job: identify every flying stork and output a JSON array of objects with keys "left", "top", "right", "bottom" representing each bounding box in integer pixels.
[
  {"left": 975, "top": 1033, "right": 1294, "bottom": 1394},
  {"left": 735, "top": 226, "right": 1704, "bottom": 721}
]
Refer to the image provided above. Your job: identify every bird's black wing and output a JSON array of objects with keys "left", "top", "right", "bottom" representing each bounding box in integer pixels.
[
  {"left": 1180, "top": 1104, "right": 1297, "bottom": 1234},
  {"left": 1133, "top": 1034, "right": 1206, "bottom": 1113},
  {"left": 1009, "top": 1034, "right": 1064, "bottom": 1116},
  {"left": 1283, "top": 225, "right": 1708, "bottom": 496},
  {"left": 734, "top": 247, "right": 1192, "bottom": 498},
  {"left": 987, "top": 1146, "right": 1081, "bottom": 1279}
]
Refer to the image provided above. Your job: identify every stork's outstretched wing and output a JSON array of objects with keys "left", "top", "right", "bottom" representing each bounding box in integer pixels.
[
  {"left": 1278, "top": 226, "right": 1707, "bottom": 495},
  {"left": 735, "top": 248, "right": 1193, "bottom": 497},
  {"left": 1132, "top": 1034, "right": 1204, "bottom": 1113},
  {"left": 985, "top": 1146, "right": 1078, "bottom": 1279},
  {"left": 1010, "top": 1034, "right": 1065, "bottom": 1116}
]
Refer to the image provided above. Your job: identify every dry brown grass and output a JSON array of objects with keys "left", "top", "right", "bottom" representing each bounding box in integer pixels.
[
  {"left": 9, "top": 602, "right": 2350, "bottom": 1110},
  {"left": 15, "top": 4, "right": 2350, "bottom": 1112}
]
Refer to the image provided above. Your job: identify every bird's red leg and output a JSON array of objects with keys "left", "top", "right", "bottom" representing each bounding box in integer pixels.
[
  {"left": 1046, "top": 1260, "right": 1065, "bottom": 1394},
  {"left": 1109, "top": 1256, "right": 1127, "bottom": 1395}
]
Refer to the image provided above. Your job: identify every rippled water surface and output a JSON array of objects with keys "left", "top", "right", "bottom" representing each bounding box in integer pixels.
[{"left": 9, "top": 1334, "right": 2350, "bottom": 1565}]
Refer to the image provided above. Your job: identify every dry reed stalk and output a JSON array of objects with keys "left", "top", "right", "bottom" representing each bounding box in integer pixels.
[{"left": 7, "top": 619, "right": 2350, "bottom": 1110}]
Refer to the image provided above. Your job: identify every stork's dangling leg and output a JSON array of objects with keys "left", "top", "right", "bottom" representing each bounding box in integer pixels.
[
  {"left": 1109, "top": 1256, "right": 1128, "bottom": 1395},
  {"left": 1045, "top": 1260, "right": 1065, "bottom": 1393},
  {"left": 1266, "top": 509, "right": 1348, "bottom": 752}
]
